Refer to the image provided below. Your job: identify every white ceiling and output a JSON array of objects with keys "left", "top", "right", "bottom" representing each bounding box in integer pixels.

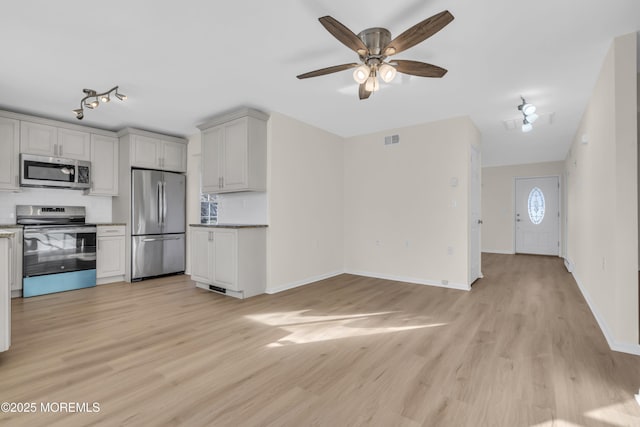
[{"left": 1, "top": 0, "right": 639, "bottom": 166}]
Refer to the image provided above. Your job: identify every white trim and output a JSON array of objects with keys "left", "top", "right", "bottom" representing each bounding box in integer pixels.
[
  {"left": 482, "top": 249, "right": 516, "bottom": 255},
  {"left": 265, "top": 271, "right": 344, "bottom": 294},
  {"left": 571, "top": 270, "right": 640, "bottom": 356},
  {"left": 563, "top": 257, "right": 574, "bottom": 273},
  {"left": 344, "top": 270, "right": 471, "bottom": 291}
]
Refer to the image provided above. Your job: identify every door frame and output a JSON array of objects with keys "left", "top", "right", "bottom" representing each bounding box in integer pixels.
[{"left": 513, "top": 174, "right": 563, "bottom": 256}]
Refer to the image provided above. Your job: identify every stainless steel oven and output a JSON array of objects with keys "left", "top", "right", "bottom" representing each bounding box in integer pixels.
[{"left": 17, "top": 206, "right": 97, "bottom": 297}]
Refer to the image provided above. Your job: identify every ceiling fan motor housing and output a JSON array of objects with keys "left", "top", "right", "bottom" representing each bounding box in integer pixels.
[{"left": 358, "top": 27, "right": 391, "bottom": 59}]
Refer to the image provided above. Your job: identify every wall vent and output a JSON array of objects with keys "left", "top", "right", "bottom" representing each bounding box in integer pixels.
[{"left": 384, "top": 134, "right": 400, "bottom": 145}]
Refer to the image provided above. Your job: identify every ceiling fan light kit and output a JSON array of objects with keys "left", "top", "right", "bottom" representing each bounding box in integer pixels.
[
  {"left": 297, "top": 10, "right": 454, "bottom": 100},
  {"left": 518, "top": 97, "right": 537, "bottom": 132},
  {"left": 73, "top": 86, "right": 126, "bottom": 120}
]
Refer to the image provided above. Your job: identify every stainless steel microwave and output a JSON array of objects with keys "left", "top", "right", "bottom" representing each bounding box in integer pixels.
[{"left": 20, "top": 154, "right": 91, "bottom": 189}]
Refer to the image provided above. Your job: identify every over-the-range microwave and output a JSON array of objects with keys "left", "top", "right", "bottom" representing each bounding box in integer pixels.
[{"left": 20, "top": 153, "right": 91, "bottom": 190}]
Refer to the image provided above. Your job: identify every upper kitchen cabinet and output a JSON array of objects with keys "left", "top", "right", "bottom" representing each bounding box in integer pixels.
[
  {"left": 20, "top": 122, "right": 90, "bottom": 160},
  {"left": 127, "top": 131, "right": 187, "bottom": 173},
  {"left": 0, "top": 117, "right": 20, "bottom": 191},
  {"left": 198, "top": 108, "right": 268, "bottom": 194},
  {"left": 89, "top": 134, "right": 119, "bottom": 196}
]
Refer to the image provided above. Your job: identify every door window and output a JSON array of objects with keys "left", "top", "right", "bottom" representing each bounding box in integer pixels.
[{"left": 528, "top": 187, "right": 545, "bottom": 225}]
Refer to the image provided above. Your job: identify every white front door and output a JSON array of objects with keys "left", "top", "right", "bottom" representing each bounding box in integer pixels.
[
  {"left": 515, "top": 176, "right": 560, "bottom": 256},
  {"left": 469, "top": 145, "right": 482, "bottom": 283}
]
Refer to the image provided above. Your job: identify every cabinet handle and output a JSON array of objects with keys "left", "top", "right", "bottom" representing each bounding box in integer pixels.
[
  {"left": 218, "top": 177, "right": 222, "bottom": 188},
  {"left": 221, "top": 176, "right": 224, "bottom": 188},
  {"left": 59, "top": 145, "right": 63, "bottom": 156},
  {"left": 208, "top": 231, "right": 213, "bottom": 241}
]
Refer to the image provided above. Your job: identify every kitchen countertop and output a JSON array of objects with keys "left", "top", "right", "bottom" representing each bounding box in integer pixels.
[
  {"left": 0, "top": 224, "right": 23, "bottom": 229},
  {"left": 190, "top": 224, "right": 268, "bottom": 229},
  {"left": 94, "top": 223, "right": 126, "bottom": 227},
  {"left": 0, "top": 232, "right": 15, "bottom": 238}
]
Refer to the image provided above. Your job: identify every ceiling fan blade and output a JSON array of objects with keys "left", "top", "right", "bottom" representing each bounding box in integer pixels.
[
  {"left": 297, "top": 63, "right": 360, "bottom": 79},
  {"left": 359, "top": 84, "right": 371, "bottom": 100},
  {"left": 383, "top": 10, "right": 454, "bottom": 56},
  {"left": 319, "top": 16, "right": 369, "bottom": 56},
  {"left": 393, "top": 60, "right": 447, "bottom": 78}
]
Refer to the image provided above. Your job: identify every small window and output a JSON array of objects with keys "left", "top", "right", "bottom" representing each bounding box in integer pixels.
[
  {"left": 528, "top": 187, "right": 545, "bottom": 225},
  {"left": 200, "top": 194, "right": 218, "bottom": 224}
]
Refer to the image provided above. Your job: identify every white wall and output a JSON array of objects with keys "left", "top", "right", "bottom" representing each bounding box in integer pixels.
[
  {"left": 0, "top": 188, "right": 112, "bottom": 223},
  {"left": 343, "top": 116, "right": 479, "bottom": 289},
  {"left": 267, "top": 112, "right": 344, "bottom": 293},
  {"left": 565, "top": 32, "right": 638, "bottom": 351},
  {"left": 482, "top": 162, "right": 564, "bottom": 254}
]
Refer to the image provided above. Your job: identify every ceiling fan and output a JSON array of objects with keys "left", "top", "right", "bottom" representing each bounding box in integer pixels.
[{"left": 297, "top": 10, "right": 454, "bottom": 100}]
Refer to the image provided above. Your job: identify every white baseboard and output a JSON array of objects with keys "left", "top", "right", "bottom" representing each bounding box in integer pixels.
[
  {"left": 11, "top": 290, "right": 22, "bottom": 299},
  {"left": 344, "top": 269, "right": 471, "bottom": 292},
  {"left": 571, "top": 270, "right": 640, "bottom": 356},
  {"left": 563, "top": 257, "right": 574, "bottom": 273},
  {"left": 266, "top": 271, "right": 344, "bottom": 294},
  {"left": 482, "top": 249, "right": 515, "bottom": 255}
]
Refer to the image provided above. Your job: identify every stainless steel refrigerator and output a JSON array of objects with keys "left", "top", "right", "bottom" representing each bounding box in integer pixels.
[{"left": 131, "top": 169, "right": 186, "bottom": 280}]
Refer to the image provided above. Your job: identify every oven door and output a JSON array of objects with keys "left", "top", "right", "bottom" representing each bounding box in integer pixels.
[{"left": 23, "top": 226, "right": 97, "bottom": 277}]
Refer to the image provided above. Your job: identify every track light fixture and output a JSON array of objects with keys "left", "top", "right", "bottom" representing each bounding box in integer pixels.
[
  {"left": 518, "top": 96, "right": 537, "bottom": 132},
  {"left": 73, "top": 86, "right": 126, "bottom": 120}
]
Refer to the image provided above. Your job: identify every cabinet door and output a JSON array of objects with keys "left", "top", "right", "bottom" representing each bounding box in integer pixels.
[
  {"left": 201, "top": 126, "right": 223, "bottom": 193},
  {"left": 161, "top": 141, "right": 187, "bottom": 172},
  {"left": 20, "top": 122, "right": 57, "bottom": 156},
  {"left": 97, "top": 236, "right": 125, "bottom": 278},
  {"left": 89, "top": 135, "right": 118, "bottom": 196},
  {"left": 213, "top": 229, "right": 237, "bottom": 290},
  {"left": 0, "top": 118, "right": 20, "bottom": 191},
  {"left": 57, "top": 128, "right": 90, "bottom": 160},
  {"left": 190, "top": 228, "right": 212, "bottom": 283},
  {"left": 222, "top": 118, "right": 249, "bottom": 191},
  {"left": 130, "top": 135, "right": 160, "bottom": 169}
]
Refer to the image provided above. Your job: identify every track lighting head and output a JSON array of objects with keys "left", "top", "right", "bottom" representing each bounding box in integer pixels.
[{"left": 73, "top": 85, "right": 126, "bottom": 120}]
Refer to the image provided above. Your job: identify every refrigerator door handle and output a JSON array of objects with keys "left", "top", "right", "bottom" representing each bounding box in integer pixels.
[
  {"left": 141, "top": 236, "right": 182, "bottom": 242},
  {"left": 162, "top": 181, "right": 168, "bottom": 226},
  {"left": 157, "top": 182, "right": 161, "bottom": 226}
]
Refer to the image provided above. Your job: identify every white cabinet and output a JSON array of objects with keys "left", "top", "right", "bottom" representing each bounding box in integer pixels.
[
  {"left": 130, "top": 134, "right": 187, "bottom": 172},
  {"left": 20, "top": 122, "right": 90, "bottom": 160},
  {"left": 0, "top": 238, "right": 10, "bottom": 352},
  {"left": 199, "top": 108, "right": 268, "bottom": 194},
  {"left": 189, "top": 226, "right": 266, "bottom": 299},
  {"left": 89, "top": 134, "right": 119, "bottom": 196},
  {"left": 57, "top": 128, "right": 91, "bottom": 160},
  {"left": 0, "top": 117, "right": 20, "bottom": 191},
  {"left": 0, "top": 228, "right": 22, "bottom": 297},
  {"left": 97, "top": 226, "right": 126, "bottom": 283}
]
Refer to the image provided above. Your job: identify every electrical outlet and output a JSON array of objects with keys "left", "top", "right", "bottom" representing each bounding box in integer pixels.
[
  {"left": 447, "top": 246, "right": 454, "bottom": 255},
  {"left": 405, "top": 240, "right": 410, "bottom": 248},
  {"left": 376, "top": 240, "right": 380, "bottom": 246}
]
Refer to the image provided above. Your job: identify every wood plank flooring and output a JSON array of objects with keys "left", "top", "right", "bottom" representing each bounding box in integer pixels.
[{"left": 1, "top": 253, "right": 639, "bottom": 426}]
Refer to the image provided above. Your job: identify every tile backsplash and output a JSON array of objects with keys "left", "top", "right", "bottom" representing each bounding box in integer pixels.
[{"left": 0, "top": 188, "right": 112, "bottom": 223}]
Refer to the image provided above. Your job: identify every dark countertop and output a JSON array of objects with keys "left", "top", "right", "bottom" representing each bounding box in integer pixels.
[
  {"left": 94, "top": 223, "right": 127, "bottom": 227},
  {"left": 0, "top": 231, "right": 15, "bottom": 238},
  {"left": 190, "top": 224, "right": 268, "bottom": 229}
]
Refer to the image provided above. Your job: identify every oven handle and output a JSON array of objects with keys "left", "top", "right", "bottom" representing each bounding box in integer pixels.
[{"left": 24, "top": 226, "right": 97, "bottom": 235}]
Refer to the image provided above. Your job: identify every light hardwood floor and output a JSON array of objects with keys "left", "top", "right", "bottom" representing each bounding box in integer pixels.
[{"left": 1, "top": 254, "right": 639, "bottom": 426}]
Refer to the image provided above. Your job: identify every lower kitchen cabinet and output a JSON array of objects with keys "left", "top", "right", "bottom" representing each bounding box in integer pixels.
[
  {"left": 0, "top": 228, "right": 22, "bottom": 298},
  {"left": 97, "top": 225, "right": 125, "bottom": 284},
  {"left": 189, "top": 226, "right": 266, "bottom": 299},
  {"left": 0, "top": 237, "right": 11, "bottom": 352}
]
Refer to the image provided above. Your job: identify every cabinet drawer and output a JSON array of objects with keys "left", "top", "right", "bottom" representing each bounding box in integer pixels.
[{"left": 97, "top": 226, "right": 125, "bottom": 237}]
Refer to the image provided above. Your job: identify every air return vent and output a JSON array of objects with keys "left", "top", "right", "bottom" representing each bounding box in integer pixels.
[{"left": 384, "top": 134, "right": 400, "bottom": 145}]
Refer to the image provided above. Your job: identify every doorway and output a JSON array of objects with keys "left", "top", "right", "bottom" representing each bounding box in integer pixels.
[{"left": 515, "top": 176, "right": 560, "bottom": 256}]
